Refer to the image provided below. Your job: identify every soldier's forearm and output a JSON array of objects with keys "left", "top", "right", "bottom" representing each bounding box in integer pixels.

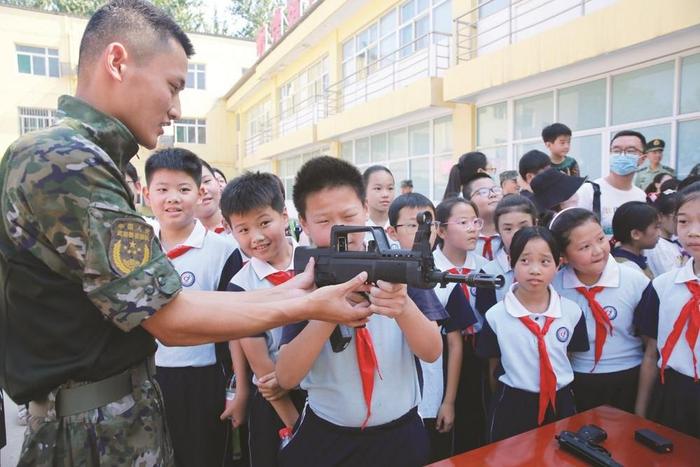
[{"left": 142, "top": 290, "right": 304, "bottom": 345}]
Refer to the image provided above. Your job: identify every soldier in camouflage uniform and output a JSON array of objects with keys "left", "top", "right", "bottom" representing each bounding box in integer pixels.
[
  {"left": 634, "top": 138, "right": 675, "bottom": 190},
  {"left": 0, "top": 1, "right": 371, "bottom": 466}
]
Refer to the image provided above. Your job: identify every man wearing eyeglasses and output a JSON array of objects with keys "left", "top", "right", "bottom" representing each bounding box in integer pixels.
[{"left": 576, "top": 130, "right": 648, "bottom": 236}]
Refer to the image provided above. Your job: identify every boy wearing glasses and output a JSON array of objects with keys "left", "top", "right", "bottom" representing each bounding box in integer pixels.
[
  {"left": 576, "top": 130, "right": 647, "bottom": 235},
  {"left": 387, "top": 193, "right": 475, "bottom": 463},
  {"left": 464, "top": 174, "right": 504, "bottom": 261}
]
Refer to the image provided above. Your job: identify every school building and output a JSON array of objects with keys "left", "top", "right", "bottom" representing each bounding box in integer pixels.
[
  {"left": 0, "top": 4, "right": 257, "bottom": 178},
  {"left": 228, "top": 0, "right": 700, "bottom": 200}
]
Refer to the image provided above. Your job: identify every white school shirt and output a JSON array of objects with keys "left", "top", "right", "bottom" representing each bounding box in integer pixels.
[
  {"left": 478, "top": 285, "right": 588, "bottom": 392},
  {"left": 476, "top": 234, "right": 502, "bottom": 261},
  {"left": 366, "top": 218, "right": 399, "bottom": 249},
  {"left": 433, "top": 246, "right": 488, "bottom": 332},
  {"left": 229, "top": 238, "right": 297, "bottom": 384},
  {"left": 481, "top": 247, "right": 513, "bottom": 302},
  {"left": 640, "top": 258, "right": 700, "bottom": 379},
  {"left": 553, "top": 256, "right": 647, "bottom": 374},
  {"left": 576, "top": 178, "right": 646, "bottom": 236},
  {"left": 153, "top": 220, "right": 237, "bottom": 367},
  {"left": 418, "top": 352, "right": 443, "bottom": 420},
  {"left": 645, "top": 237, "right": 686, "bottom": 277}
]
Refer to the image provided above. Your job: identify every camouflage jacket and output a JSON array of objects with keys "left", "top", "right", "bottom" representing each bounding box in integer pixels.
[{"left": 0, "top": 95, "right": 182, "bottom": 403}]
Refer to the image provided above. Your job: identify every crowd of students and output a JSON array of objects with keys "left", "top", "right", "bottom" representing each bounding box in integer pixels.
[{"left": 125, "top": 120, "right": 699, "bottom": 467}]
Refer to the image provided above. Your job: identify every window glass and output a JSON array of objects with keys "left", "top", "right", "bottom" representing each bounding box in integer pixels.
[
  {"left": 389, "top": 128, "right": 408, "bottom": 159},
  {"left": 480, "top": 146, "right": 508, "bottom": 176},
  {"left": 399, "top": 25, "right": 413, "bottom": 57},
  {"left": 433, "top": 153, "right": 453, "bottom": 200},
  {"left": 629, "top": 123, "right": 672, "bottom": 154},
  {"left": 355, "top": 137, "right": 370, "bottom": 164},
  {"left": 32, "top": 56, "right": 45, "bottom": 76},
  {"left": 570, "top": 134, "right": 602, "bottom": 179},
  {"left": 409, "top": 123, "right": 430, "bottom": 156},
  {"left": 341, "top": 141, "right": 354, "bottom": 162},
  {"left": 677, "top": 119, "right": 700, "bottom": 177},
  {"left": 434, "top": 116, "right": 453, "bottom": 154},
  {"left": 48, "top": 57, "right": 59, "bottom": 77},
  {"left": 477, "top": 102, "right": 508, "bottom": 146},
  {"left": 371, "top": 133, "right": 387, "bottom": 162},
  {"left": 680, "top": 53, "right": 700, "bottom": 114},
  {"left": 515, "top": 141, "right": 547, "bottom": 158},
  {"left": 17, "top": 54, "right": 30, "bottom": 73},
  {"left": 514, "top": 92, "right": 553, "bottom": 140},
  {"left": 479, "top": 0, "right": 509, "bottom": 18},
  {"left": 380, "top": 9, "right": 397, "bottom": 36},
  {"left": 433, "top": 0, "right": 452, "bottom": 35},
  {"left": 612, "top": 61, "right": 674, "bottom": 124},
  {"left": 389, "top": 160, "right": 408, "bottom": 184},
  {"left": 400, "top": 0, "right": 415, "bottom": 22},
  {"left": 410, "top": 157, "right": 430, "bottom": 197},
  {"left": 558, "top": 79, "right": 606, "bottom": 131},
  {"left": 342, "top": 39, "right": 354, "bottom": 58}
]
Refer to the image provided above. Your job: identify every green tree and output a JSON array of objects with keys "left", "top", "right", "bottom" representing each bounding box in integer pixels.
[{"left": 228, "top": 0, "right": 282, "bottom": 39}]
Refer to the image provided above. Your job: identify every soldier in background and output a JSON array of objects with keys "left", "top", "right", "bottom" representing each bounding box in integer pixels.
[
  {"left": 635, "top": 138, "right": 675, "bottom": 190},
  {"left": 0, "top": 1, "right": 370, "bottom": 465}
]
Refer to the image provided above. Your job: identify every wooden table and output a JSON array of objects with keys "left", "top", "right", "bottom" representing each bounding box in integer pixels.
[{"left": 429, "top": 406, "right": 699, "bottom": 466}]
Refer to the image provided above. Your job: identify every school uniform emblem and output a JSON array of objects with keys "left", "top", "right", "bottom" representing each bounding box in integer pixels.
[
  {"left": 556, "top": 327, "right": 570, "bottom": 342},
  {"left": 109, "top": 219, "right": 153, "bottom": 276},
  {"left": 180, "top": 271, "right": 196, "bottom": 287},
  {"left": 604, "top": 306, "right": 617, "bottom": 320}
]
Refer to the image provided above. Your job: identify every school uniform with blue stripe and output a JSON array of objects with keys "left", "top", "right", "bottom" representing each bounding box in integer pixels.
[
  {"left": 552, "top": 256, "right": 647, "bottom": 412},
  {"left": 277, "top": 294, "right": 443, "bottom": 466},
  {"left": 635, "top": 258, "right": 700, "bottom": 437},
  {"left": 477, "top": 285, "right": 589, "bottom": 442}
]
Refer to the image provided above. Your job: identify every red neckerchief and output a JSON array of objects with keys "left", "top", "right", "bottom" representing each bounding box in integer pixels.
[
  {"left": 660, "top": 280, "right": 700, "bottom": 383},
  {"left": 265, "top": 270, "right": 295, "bottom": 286},
  {"left": 355, "top": 325, "right": 382, "bottom": 429},
  {"left": 575, "top": 286, "right": 613, "bottom": 371},
  {"left": 519, "top": 315, "right": 557, "bottom": 425},
  {"left": 167, "top": 245, "right": 194, "bottom": 260},
  {"left": 213, "top": 226, "right": 226, "bottom": 234},
  {"left": 480, "top": 235, "right": 496, "bottom": 260}
]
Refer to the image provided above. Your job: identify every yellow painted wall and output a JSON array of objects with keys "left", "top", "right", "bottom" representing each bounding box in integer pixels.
[{"left": 443, "top": 0, "right": 700, "bottom": 101}]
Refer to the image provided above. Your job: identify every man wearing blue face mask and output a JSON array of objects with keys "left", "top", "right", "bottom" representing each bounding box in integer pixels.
[{"left": 576, "top": 130, "right": 647, "bottom": 236}]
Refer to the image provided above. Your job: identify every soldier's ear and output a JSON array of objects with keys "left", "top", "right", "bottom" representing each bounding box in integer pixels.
[{"left": 104, "top": 42, "right": 128, "bottom": 82}]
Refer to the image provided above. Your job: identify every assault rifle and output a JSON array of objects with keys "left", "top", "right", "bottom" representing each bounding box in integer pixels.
[{"left": 293, "top": 211, "right": 504, "bottom": 351}]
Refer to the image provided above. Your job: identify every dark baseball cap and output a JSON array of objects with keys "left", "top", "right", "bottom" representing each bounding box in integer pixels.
[{"left": 530, "top": 167, "right": 586, "bottom": 211}]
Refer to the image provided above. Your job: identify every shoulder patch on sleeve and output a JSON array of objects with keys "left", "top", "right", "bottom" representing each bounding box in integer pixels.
[{"left": 109, "top": 219, "right": 154, "bottom": 276}]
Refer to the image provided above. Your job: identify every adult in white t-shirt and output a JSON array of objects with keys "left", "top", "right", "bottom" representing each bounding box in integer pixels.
[{"left": 577, "top": 131, "right": 647, "bottom": 235}]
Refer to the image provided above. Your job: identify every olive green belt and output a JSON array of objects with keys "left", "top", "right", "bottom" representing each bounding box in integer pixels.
[{"left": 55, "top": 357, "right": 156, "bottom": 417}]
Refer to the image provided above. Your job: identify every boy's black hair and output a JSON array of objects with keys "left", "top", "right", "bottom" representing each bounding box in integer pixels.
[
  {"left": 221, "top": 171, "right": 286, "bottom": 219},
  {"left": 435, "top": 197, "right": 479, "bottom": 247},
  {"left": 79, "top": 0, "right": 194, "bottom": 73},
  {"left": 678, "top": 175, "right": 700, "bottom": 192},
  {"left": 362, "top": 165, "right": 394, "bottom": 187},
  {"left": 541, "top": 123, "right": 572, "bottom": 143},
  {"left": 610, "top": 130, "right": 646, "bottom": 149},
  {"left": 612, "top": 201, "right": 659, "bottom": 243},
  {"left": 494, "top": 194, "right": 538, "bottom": 233},
  {"left": 653, "top": 190, "right": 679, "bottom": 216},
  {"left": 145, "top": 147, "right": 202, "bottom": 186},
  {"left": 518, "top": 150, "right": 551, "bottom": 179},
  {"left": 443, "top": 152, "right": 488, "bottom": 199},
  {"left": 548, "top": 207, "right": 600, "bottom": 251},
  {"left": 125, "top": 162, "right": 139, "bottom": 184},
  {"left": 510, "top": 226, "right": 560, "bottom": 269},
  {"left": 388, "top": 193, "right": 435, "bottom": 227},
  {"left": 293, "top": 156, "right": 365, "bottom": 219},
  {"left": 462, "top": 173, "right": 494, "bottom": 200},
  {"left": 676, "top": 181, "right": 700, "bottom": 215}
]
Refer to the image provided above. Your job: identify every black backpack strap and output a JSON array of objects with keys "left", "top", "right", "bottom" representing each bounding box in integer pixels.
[{"left": 589, "top": 181, "right": 601, "bottom": 219}]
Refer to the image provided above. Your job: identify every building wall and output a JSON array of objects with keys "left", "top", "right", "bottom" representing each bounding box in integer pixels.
[{"left": 0, "top": 5, "right": 256, "bottom": 181}]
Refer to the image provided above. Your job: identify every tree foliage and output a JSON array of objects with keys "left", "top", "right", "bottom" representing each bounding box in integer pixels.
[{"left": 228, "top": 0, "right": 282, "bottom": 39}]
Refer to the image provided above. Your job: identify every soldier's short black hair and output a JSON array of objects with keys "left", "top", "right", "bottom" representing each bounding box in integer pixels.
[
  {"left": 145, "top": 148, "right": 202, "bottom": 186},
  {"left": 293, "top": 156, "right": 365, "bottom": 220},
  {"left": 124, "top": 162, "right": 139, "bottom": 183},
  {"left": 79, "top": 0, "right": 195, "bottom": 72},
  {"left": 541, "top": 123, "right": 572, "bottom": 143},
  {"left": 221, "top": 172, "right": 285, "bottom": 219},
  {"left": 388, "top": 193, "right": 435, "bottom": 227}
]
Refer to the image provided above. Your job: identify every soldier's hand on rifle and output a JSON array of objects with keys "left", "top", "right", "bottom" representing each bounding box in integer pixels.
[
  {"left": 368, "top": 281, "right": 408, "bottom": 319},
  {"left": 305, "top": 270, "right": 372, "bottom": 327}
]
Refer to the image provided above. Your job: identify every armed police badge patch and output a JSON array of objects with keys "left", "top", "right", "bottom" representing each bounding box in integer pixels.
[{"left": 109, "top": 219, "right": 153, "bottom": 275}]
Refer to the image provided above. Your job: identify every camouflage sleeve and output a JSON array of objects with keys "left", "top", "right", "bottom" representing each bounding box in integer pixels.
[{"left": 2, "top": 135, "right": 181, "bottom": 332}]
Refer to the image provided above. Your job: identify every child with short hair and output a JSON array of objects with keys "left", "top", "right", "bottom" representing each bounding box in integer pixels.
[
  {"left": 611, "top": 201, "right": 660, "bottom": 279},
  {"left": 542, "top": 123, "right": 580, "bottom": 177},
  {"left": 635, "top": 182, "right": 700, "bottom": 437},
  {"left": 276, "top": 157, "right": 442, "bottom": 467},
  {"left": 223, "top": 171, "right": 304, "bottom": 467},
  {"left": 363, "top": 165, "right": 395, "bottom": 229},
  {"left": 196, "top": 159, "right": 229, "bottom": 235},
  {"left": 645, "top": 191, "right": 687, "bottom": 276},
  {"left": 475, "top": 194, "right": 538, "bottom": 316},
  {"left": 464, "top": 174, "right": 503, "bottom": 260},
  {"left": 387, "top": 193, "right": 475, "bottom": 463},
  {"left": 477, "top": 227, "right": 589, "bottom": 442},
  {"left": 433, "top": 196, "right": 488, "bottom": 452},
  {"left": 144, "top": 148, "right": 238, "bottom": 467},
  {"left": 550, "top": 208, "right": 648, "bottom": 414},
  {"left": 518, "top": 149, "right": 551, "bottom": 199}
]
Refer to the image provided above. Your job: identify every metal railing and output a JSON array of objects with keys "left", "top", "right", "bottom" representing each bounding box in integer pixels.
[
  {"left": 455, "top": 0, "right": 603, "bottom": 63},
  {"left": 276, "top": 93, "right": 327, "bottom": 137},
  {"left": 325, "top": 31, "right": 452, "bottom": 115},
  {"left": 244, "top": 125, "right": 273, "bottom": 156}
]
